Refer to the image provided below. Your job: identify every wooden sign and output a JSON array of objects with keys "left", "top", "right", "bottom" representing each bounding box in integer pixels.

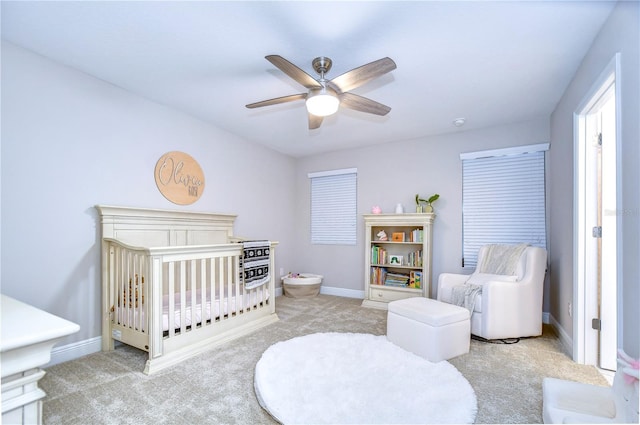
[{"left": 154, "top": 151, "right": 205, "bottom": 205}]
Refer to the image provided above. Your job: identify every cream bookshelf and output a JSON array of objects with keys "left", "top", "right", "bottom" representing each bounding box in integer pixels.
[{"left": 362, "top": 213, "right": 434, "bottom": 310}]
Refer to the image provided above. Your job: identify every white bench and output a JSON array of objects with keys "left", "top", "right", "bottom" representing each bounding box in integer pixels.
[{"left": 386, "top": 297, "right": 470, "bottom": 362}]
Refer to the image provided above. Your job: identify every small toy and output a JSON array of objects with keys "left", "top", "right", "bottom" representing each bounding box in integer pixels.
[
  {"left": 371, "top": 206, "right": 382, "bottom": 214},
  {"left": 376, "top": 230, "right": 388, "bottom": 241},
  {"left": 618, "top": 349, "right": 640, "bottom": 384}
]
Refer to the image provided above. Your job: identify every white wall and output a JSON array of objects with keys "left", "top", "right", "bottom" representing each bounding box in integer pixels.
[
  {"left": 1, "top": 42, "right": 297, "bottom": 348},
  {"left": 549, "top": 1, "right": 639, "bottom": 357},
  {"left": 293, "top": 118, "right": 550, "bottom": 302}
]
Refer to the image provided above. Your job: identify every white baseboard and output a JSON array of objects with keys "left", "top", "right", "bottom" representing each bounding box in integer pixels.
[
  {"left": 320, "top": 286, "right": 364, "bottom": 299},
  {"left": 278, "top": 283, "right": 364, "bottom": 299},
  {"left": 549, "top": 313, "right": 573, "bottom": 357},
  {"left": 47, "top": 336, "right": 102, "bottom": 367}
]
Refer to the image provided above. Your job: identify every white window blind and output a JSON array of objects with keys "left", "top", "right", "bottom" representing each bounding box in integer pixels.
[
  {"left": 309, "top": 168, "right": 357, "bottom": 245},
  {"left": 461, "top": 144, "right": 548, "bottom": 268}
]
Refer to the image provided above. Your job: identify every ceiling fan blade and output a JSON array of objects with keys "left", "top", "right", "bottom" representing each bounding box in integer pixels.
[
  {"left": 246, "top": 93, "right": 307, "bottom": 109},
  {"left": 308, "top": 113, "right": 324, "bottom": 129},
  {"left": 339, "top": 92, "right": 391, "bottom": 116},
  {"left": 266, "top": 55, "right": 322, "bottom": 90},
  {"left": 329, "top": 57, "right": 397, "bottom": 93}
]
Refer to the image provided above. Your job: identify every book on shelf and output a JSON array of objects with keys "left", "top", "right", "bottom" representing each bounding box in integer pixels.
[
  {"left": 409, "top": 228, "right": 423, "bottom": 243},
  {"left": 409, "top": 271, "right": 422, "bottom": 289}
]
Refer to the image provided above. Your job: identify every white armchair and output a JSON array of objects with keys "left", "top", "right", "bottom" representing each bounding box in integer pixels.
[{"left": 437, "top": 245, "right": 547, "bottom": 340}]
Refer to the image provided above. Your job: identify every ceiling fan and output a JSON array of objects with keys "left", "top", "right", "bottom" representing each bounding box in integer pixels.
[{"left": 246, "top": 55, "right": 396, "bottom": 129}]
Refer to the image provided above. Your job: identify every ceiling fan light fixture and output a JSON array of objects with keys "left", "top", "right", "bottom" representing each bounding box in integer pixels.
[{"left": 306, "top": 87, "right": 339, "bottom": 117}]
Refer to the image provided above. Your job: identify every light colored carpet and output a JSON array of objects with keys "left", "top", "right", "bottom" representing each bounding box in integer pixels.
[
  {"left": 254, "top": 332, "right": 477, "bottom": 424},
  {"left": 40, "top": 294, "right": 609, "bottom": 424}
]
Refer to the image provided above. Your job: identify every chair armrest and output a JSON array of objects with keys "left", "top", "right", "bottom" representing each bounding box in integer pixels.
[{"left": 437, "top": 273, "right": 470, "bottom": 302}]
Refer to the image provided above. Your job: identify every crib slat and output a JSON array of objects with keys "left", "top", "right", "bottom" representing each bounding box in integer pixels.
[
  {"left": 179, "top": 260, "right": 186, "bottom": 334},
  {"left": 238, "top": 255, "right": 243, "bottom": 312},
  {"left": 126, "top": 251, "right": 133, "bottom": 327},
  {"left": 190, "top": 260, "right": 197, "bottom": 330},
  {"left": 120, "top": 246, "right": 125, "bottom": 324},
  {"left": 227, "top": 256, "right": 233, "bottom": 317},
  {"left": 113, "top": 246, "right": 120, "bottom": 325},
  {"left": 120, "top": 247, "right": 125, "bottom": 321},
  {"left": 200, "top": 259, "right": 207, "bottom": 328},
  {"left": 219, "top": 257, "right": 226, "bottom": 321},
  {"left": 168, "top": 262, "right": 175, "bottom": 338},
  {"left": 140, "top": 255, "right": 147, "bottom": 333},
  {"left": 233, "top": 255, "right": 239, "bottom": 315},
  {"left": 134, "top": 254, "right": 140, "bottom": 331},
  {"left": 210, "top": 258, "right": 217, "bottom": 322},
  {"left": 129, "top": 253, "right": 134, "bottom": 329},
  {"left": 131, "top": 253, "right": 136, "bottom": 329}
]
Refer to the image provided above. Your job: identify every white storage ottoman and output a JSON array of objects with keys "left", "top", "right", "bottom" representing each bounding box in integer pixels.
[{"left": 387, "top": 297, "right": 470, "bottom": 362}]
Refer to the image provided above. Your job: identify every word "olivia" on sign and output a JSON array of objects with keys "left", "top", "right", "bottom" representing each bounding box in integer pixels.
[{"left": 154, "top": 151, "right": 205, "bottom": 205}]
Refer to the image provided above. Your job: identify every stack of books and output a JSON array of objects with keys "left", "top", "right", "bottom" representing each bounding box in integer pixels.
[
  {"left": 406, "top": 249, "right": 423, "bottom": 267},
  {"left": 384, "top": 271, "right": 410, "bottom": 287},
  {"left": 370, "top": 267, "right": 387, "bottom": 285},
  {"left": 371, "top": 246, "right": 387, "bottom": 265},
  {"left": 409, "top": 228, "right": 423, "bottom": 242}
]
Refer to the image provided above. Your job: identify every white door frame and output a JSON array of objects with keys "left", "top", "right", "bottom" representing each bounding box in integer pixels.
[{"left": 572, "top": 52, "right": 622, "bottom": 365}]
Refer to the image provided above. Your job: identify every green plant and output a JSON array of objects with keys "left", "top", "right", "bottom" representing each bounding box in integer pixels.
[
  {"left": 415, "top": 193, "right": 439, "bottom": 206},
  {"left": 415, "top": 193, "right": 440, "bottom": 212}
]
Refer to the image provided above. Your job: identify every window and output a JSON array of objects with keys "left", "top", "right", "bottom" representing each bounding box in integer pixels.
[
  {"left": 308, "top": 168, "right": 357, "bottom": 245},
  {"left": 461, "top": 144, "right": 548, "bottom": 268}
]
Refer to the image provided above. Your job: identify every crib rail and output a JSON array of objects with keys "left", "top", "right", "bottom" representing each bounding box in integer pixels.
[{"left": 103, "top": 238, "right": 273, "bottom": 357}]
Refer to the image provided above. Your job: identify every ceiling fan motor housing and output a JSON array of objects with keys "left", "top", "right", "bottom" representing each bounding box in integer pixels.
[{"left": 312, "top": 57, "right": 332, "bottom": 77}]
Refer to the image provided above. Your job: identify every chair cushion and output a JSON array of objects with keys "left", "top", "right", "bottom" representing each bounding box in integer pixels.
[
  {"left": 467, "top": 273, "right": 518, "bottom": 285},
  {"left": 465, "top": 274, "right": 518, "bottom": 313},
  {"left": 388, "top": 298, "right": 469, "bottom": 327}
]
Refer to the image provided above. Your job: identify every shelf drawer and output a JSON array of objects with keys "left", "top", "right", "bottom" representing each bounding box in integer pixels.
[{"left": 369, "top": 287, "right": 419, "bottom": 303}]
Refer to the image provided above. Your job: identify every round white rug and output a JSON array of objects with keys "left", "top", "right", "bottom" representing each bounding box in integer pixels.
[{"left": 254, "top": 332, "right": 477, "bottom": 424}]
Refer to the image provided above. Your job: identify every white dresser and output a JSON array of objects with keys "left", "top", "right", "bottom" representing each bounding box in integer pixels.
[{"left": 1, "top": 295, "right": 80, "bottom": 424}]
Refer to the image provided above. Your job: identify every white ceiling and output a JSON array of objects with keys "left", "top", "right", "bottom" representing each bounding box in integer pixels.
[{"left": 1, "top": 1, "right": 616, "bottom": 157}]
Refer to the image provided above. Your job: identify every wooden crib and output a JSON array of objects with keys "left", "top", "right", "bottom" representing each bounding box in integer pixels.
[{"left": 96, "top": 205, "right": 278, "bottom": 374}]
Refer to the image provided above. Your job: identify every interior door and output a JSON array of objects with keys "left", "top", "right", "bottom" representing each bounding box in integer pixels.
[
  {"left": 574, "top": 54, "right": 619, "bottom": 369},
  {"left": 597, "top": 91, "right": 617, "bottom": 371}
]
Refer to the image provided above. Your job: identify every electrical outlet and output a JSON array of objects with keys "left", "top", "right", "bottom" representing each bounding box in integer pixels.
[
  {"left": 568, "top": 302, "right": 572, "bottom": 318},
  {"left": 280, "top": 268, "right": 284, "bottom": 276}
]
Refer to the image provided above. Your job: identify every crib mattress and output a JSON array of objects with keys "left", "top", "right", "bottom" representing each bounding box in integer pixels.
[{"left": 117, "top": 288, "right": 270, "bottom": 332}]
